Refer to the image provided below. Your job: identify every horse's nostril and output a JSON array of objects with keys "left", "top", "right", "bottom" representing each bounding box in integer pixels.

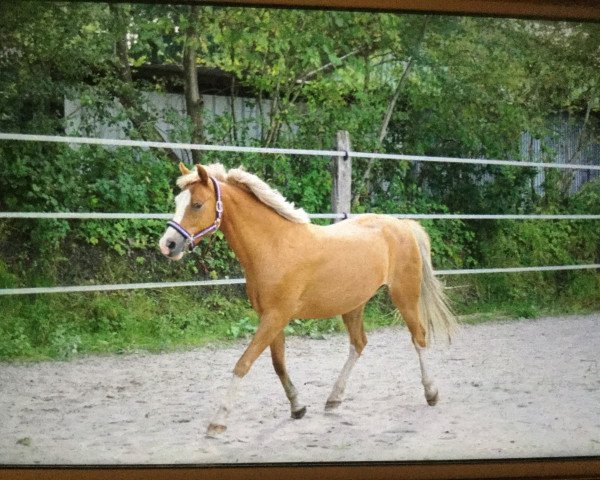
[{"left": 167, "top": 241, "right": 176, "bottom": 250}]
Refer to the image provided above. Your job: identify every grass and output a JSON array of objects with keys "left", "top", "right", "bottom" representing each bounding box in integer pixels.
[
  {"left": 0, "top": 288, "right": 256, "bottom": 361},
  {"left": 1, "top": 272, "right": 599, "bottom": 362}
]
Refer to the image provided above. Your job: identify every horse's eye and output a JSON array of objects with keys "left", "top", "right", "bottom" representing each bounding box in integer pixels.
[{"left": 192, "top": 202, "right": 203, "bottom": 210}]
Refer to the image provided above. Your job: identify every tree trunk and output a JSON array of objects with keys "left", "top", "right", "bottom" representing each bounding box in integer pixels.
[
  {"left": 109, "top": 4, "right": 180, "bottom": 163},
  {"left": 112, "top": 5, "right": 132, "bottom": 84},
  {"left": 352, "top": 16, "right": 430, "bottom": 206},
  {"left": 183, "top": 5, "right": 204, "bottom": 163},
  {"left": 561, "top": 94, "right": 595, "bottom": 195}
]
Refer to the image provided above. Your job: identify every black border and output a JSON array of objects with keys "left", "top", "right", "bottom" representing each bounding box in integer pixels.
[
  {"left": 3, "top": 457, "right": 600, "bottom": 479},
  {"left": 105, "top": 0, "right": 600, "bottom": 21}
]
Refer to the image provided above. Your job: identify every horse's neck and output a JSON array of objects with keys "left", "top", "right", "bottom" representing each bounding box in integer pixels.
[{"left": 219, "top": 183, "right": 304, "bottom": 273}]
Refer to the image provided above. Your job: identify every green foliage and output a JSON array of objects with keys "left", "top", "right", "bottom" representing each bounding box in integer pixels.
[
  {"left": 49, "top": 326, "right": 82, "bottom": 360},
  {"left": 0, "top": 289, "right": 255, "bottom": 360},
  {"left": 1, "top": 272, "right": 599, "bottom": 361},
  {"left": 0, "top": 322, "right": 33, "bottom": 359},
  {"left": 284, "top": 318, "right": 345, "bottom": 339},
  {"left": 571, "top": 178, "right": 600, "bottom": 215},
  {"left": 0, "top": 4, "right": 598, "bottom": 361},
  {"left": 227, "top": 316, "right": 257, "bottom": 339},
  {"left": 0, "top": 260, "right": 17, "bottom": 288},
  {"left": 0, "top": 142, "right": 179, "bottom": 282}
]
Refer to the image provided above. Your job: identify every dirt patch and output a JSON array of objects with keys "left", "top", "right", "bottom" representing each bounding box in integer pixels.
[{"left": 1, "top": 314, "right": 599, "bottom": 464}]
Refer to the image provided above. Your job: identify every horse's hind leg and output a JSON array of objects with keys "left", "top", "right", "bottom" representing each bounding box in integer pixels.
[
  {"left": 325, "top": 304, "right": 367, "bottom": 410},
  {"left": 414, "top": 342, "right": 438, "bottom": 406},
  {"left": 390, "top": 285, "right": 439, "bottom": 406},
  {"left": 270, "top": 330, "right": 306, "bottom": 419}
]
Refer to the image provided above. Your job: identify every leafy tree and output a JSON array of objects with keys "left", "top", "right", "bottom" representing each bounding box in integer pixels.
[{"left": 0, "top": 1, "right": 598, "bottom": 290}]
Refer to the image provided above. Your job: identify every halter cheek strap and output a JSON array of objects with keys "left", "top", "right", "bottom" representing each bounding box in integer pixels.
[{"left": 166, "top": 176, "right": 223, "bottom": 251}]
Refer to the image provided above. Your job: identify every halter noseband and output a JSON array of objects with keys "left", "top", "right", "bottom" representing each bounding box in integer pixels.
[{"left": 166, "top": 176, "right": 223, "bottom": 251}]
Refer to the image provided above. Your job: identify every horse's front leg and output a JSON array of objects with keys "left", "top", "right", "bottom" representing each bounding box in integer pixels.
[
  {"left": 207, "top": 316, "right": 284, "bottom": 437},
  {"left": 270, "top": 330, "right": 306, "bottom": 419}
]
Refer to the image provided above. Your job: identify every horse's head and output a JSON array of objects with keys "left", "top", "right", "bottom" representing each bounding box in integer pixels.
[{"left": 159, "top": 163, "right": 223, "bottom": 260}]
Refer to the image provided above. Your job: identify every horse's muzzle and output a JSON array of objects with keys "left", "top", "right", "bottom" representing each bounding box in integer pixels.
[{"left": 159, "top": 230, "right": 186, "bottom": 260}]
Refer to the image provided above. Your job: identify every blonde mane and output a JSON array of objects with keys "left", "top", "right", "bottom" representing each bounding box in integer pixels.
[{"left": 176, "top": 163, "right": 310, "bottom": 224}]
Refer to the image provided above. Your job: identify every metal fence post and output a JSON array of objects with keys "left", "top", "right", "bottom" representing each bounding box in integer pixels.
[{"left": 331, "top": 130, "right": 352, "bottom": 223}]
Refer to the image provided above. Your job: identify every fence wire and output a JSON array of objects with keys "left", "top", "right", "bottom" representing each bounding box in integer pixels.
[
  {"left": 1, "top": 132, "right": 599, "bottom": 296},
  {"left": 2, "top": 212, "right": 600, "bottom": 221},
  {"left": 2, "top": 132, "right": 600, "bottom": 171},
  {"left": 1, "top": 264, "right": 599, "bottom": 296}
]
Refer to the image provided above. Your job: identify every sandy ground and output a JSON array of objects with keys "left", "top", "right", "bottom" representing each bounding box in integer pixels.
[{"left": 1, "top": 314, "right": 599, "bottom": 465}]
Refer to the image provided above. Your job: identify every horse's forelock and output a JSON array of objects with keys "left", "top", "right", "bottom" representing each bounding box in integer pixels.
[{"left": 176, "top": 171, "right": 199, "bottom": 189}]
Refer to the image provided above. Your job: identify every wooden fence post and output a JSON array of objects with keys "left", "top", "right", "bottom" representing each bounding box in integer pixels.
[{"left": 331, "top": 130, "right": 352, "bottom": 223}]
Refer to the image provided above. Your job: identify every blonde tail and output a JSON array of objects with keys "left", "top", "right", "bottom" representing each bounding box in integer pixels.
[{"left": 411, "top": 222, "right": 458, "bottom": 344}]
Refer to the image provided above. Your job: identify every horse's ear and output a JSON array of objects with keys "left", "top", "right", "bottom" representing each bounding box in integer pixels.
[
  {"left": 178, "top": 162, "right": 191, "bottom": 175},
  {"left": 196, "top": 164, "right": 209, "bottom": 185}
]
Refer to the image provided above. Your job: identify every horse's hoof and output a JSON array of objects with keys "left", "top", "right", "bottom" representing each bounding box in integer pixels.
[
  {"left": 426, "top": 390, "right": 439, "bottom": 406},
  {"left": 291, "top": 406, "right": 307, "bottom": 419},
  {"left": 325, "top": 400, "right": 341, "bottom": 411},
  {"left": 206, "top": 423, "right": 227, "bottom": 437}
]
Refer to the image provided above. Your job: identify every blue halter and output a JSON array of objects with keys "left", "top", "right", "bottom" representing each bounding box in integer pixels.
[{"left": 166, "top": 176, "right": 223, "bottom": 251}]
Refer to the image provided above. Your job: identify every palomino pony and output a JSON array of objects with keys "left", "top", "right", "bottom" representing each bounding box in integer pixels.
[{"left": 159, "top": 162, "right": 457, "bottom": 436}]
